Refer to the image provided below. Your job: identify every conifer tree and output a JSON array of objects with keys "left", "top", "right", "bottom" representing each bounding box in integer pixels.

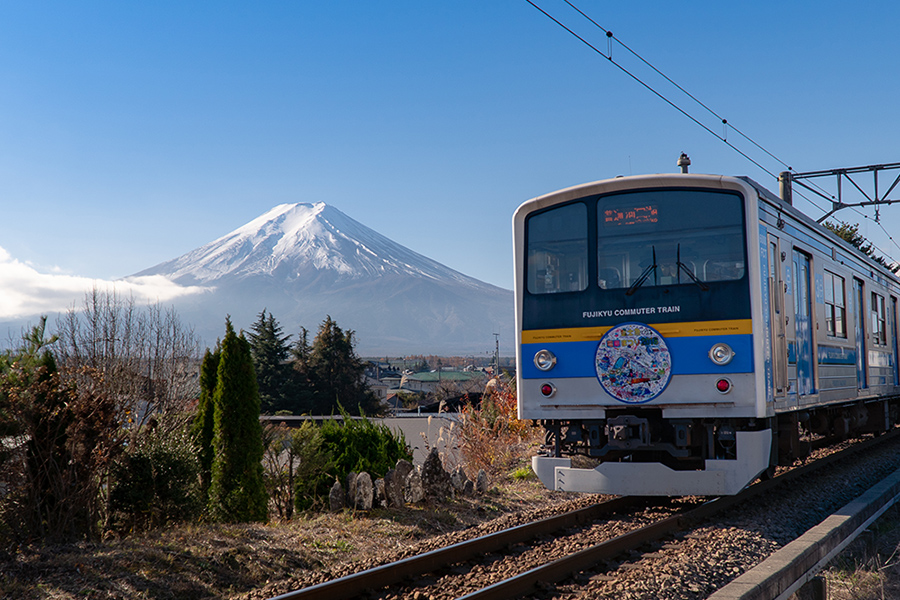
[
  {"left": 288, "top": 326, "right": 315, "bottom": 414},
  {"left": 191, "top": 345, "right": 220, "bottom": 499},
  {"left": 247, "top": 309, "right": 294, "bottom": 414},
  {"left": 303, "top": 316, "right": 381, "bottom": 416},
  {"left": 0, "top": 321, "right": 74, "bottom": 539},
  {"left": 208, "top": 318, "right": 268, "bottom": 522},
  {"left": 824, "top": 221, "right": 900, "bottom": 272}
]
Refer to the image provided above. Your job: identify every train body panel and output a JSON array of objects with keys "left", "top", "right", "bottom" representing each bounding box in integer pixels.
[{"left": 515, "top": 173, "right": 900, "bottom": 496}]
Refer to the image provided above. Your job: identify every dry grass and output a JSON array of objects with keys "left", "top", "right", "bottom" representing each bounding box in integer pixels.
[
  {"left": 1, "top": 383, "right": 556, "bottom": 599},
  {"left": 0, "top": 475, "right": 570, "bottom": 600},
  {"left": 824, "top": 504, "right": 900, "bottom": 600},
  {"left": 456, "top": 379, "right": 543, "bottom": 478}
]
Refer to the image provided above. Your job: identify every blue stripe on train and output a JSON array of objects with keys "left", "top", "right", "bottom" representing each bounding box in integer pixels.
[{"left": 521, "top": 334, "right": 754, "bottom": 379}]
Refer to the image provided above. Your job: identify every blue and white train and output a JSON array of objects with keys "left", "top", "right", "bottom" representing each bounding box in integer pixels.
[{"left": 514, "top": 172, "right": 900, "bottom": 496}]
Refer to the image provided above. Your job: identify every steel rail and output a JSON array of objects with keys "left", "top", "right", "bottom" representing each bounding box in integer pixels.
[
  {"left": 268, "top": 429, "right": 900, "bottom": 600},
  {"left": 456, "top": 507, "right": 697, "bottom": 600},
  {"left": 268, "top": 496, "right": 635, "bottom": 600},
  {"left": 454, "top": 428, "right": 900, "bottom": 600}
]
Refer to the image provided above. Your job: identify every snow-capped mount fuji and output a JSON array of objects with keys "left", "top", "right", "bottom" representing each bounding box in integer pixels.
[
  {"left": 138, "top": 203, "right": 483, "bottom": 287},
  {"left": 134, "top": 203, "right": 513, "bottom": 355}
]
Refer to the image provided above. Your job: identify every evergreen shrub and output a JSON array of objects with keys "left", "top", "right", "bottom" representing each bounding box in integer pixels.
[
  {"left": 207, "top": 320, "right": 268, "bottom": 523},
  {"left": 109, "top": 423, "right": 202, "bottom": 531},
  {"left": 294, "top": 409, "right": 411, "bottom": 511}
]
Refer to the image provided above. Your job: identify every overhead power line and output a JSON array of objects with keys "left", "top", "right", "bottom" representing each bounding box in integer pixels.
[
  {"left": 524, "top": 0, "right": 779, "bottom": 179},
  {"left": 559, "top": 0, "right": 794, "bottom": 174},
  {"left": 525, "top": 0, "right": 900, "bottom": 266},
  {"left": 524, "top": 0, "right": 830, "bottom": 207}
]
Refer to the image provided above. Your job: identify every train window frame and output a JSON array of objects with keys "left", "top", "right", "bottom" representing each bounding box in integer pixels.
[
  {"left": 595, "top": 188, "right": 747, "bottom": 291},
  {"left": 525, "top": 201, "right": 589, "bottom": 295},
  {"left": 871, "top": 292, "right": 887, "bottom": 346},
  {"left": 824, "top": 270, "right": 847, "bottom": 338}
]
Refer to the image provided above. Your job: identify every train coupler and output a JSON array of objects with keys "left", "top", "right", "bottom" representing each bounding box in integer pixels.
[{"left": 605, "top": 415, "right": 650, "bottom": 449}]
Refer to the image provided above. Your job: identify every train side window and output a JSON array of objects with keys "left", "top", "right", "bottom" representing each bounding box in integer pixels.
[
  {"left": 871, "top": 292, "right": 887, "bottom": 345},
  {"left": 526, "top": 202, "right": 588, "bottom": 294},
  {"left": 824, "top": 271, "right": 846, "bottom": 338}
]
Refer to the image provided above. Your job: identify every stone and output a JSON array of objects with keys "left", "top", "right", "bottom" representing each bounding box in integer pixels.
[
  {"left": 450, "top": 466, "right": 470, "bottom": 493},
  {"left": 355, "top": 472, "right": 374, "bottom": 510},
  {"left": 374, "top": 478, "right": 386, "bottom": 507},
  {"left": 475, "top": 469, "right": 490, "bottom": 494},
  {"left": 421, "top": 448, "right": 451, "bottom": 499},
  {"left": 329, "top": 479, "right": 344, "bottom": 511},
  {"left": 346, "top": 472, "right": 358, "bottom": 506},
  {"left": 464, "top": 480, "right": 474, "bottom": 496},
  {"left": 395, "top": 459, "right": 414, "bottom": 483},
  {"left": 384, "top": 468, "right": 405, "bottom": 507},
  {"left": 405, "top": 469, "right": 425, "bottom": 503}
]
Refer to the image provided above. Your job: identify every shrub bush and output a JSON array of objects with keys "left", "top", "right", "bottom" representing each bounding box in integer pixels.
[
  {"left": 0, "top": 320, "right": 121, "bottom": 542},
  {"left": 456, "top": 378, "right": 540, "bottom": 477},
  {"left": 294, "top": 409, "right": 411, "bottom": 511},
  {"left": 265, "top": 420, "right": 334, "bottom": 517},
  {"left": 109, "top": 423, "right": 202, "bottom": 532}
]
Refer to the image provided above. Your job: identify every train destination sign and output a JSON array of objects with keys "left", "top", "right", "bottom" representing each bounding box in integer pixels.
[{"left": 602, "top": 203, "right": 658, "bottom": 227}]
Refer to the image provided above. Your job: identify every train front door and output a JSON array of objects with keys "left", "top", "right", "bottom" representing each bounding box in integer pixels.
[
  {"left": 767, "top": 235, "right": 788, "bottom": 397},
  {"left": 853, "top": 278, "right": 868, "bottom": 391},
  {"left": 793, "top": 250, "right": 815, "bottom": 396},
  {"left": 892, "top": 297, "right": 899, "bottom": 386}
]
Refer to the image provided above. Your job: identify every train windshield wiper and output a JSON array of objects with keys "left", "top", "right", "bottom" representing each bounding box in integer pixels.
[
  {"left": 626, "top": 246, "right": 657, "bottom": 296},
  {"left": 677, "top": 244, "right": 709, "bottom": 291}
]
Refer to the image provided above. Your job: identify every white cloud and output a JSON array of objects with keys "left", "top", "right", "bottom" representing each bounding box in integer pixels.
[{"left": 0, "top": 245, "right": 209, "bottom": 320}]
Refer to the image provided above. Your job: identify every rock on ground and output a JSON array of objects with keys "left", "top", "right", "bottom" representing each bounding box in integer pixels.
[{"left": 355, "top": 472, "right": 373, "bottom": 510}]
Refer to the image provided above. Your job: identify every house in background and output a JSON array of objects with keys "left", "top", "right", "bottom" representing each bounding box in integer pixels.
[{"left": 379, "top": 369, "right": 488, "bottom": 413}]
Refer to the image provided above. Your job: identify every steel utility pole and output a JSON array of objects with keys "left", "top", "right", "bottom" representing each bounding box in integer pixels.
[{"left": 492, "top": 332, "right": 500, "bottom": 376}]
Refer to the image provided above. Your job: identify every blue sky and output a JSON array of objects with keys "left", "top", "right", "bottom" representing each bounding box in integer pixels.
[{"left": 2, "top": 1, "right": 899, "bottom": 318}]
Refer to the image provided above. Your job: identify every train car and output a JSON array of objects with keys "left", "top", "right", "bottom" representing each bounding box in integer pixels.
[{"left": 514, "top": 172, "right": 900, "bottom": 496}]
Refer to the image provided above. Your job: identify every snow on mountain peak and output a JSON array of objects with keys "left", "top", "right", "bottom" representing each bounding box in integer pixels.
[{"left": 135, "top": 202, "right": 479, "bottom": 287}]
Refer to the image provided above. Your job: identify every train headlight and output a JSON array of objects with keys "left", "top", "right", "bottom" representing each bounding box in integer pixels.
[
  {"left": 709, "top": 343, "right": 735, "bottom": 366},
  {"left": 540, "top": 383, "right": 556, "bottom": 397},
  {"left": 534, "top": 349, "right": 557, "bottom": 371}
]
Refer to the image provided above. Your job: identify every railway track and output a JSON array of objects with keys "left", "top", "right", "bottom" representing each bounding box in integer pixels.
[
  {"left": 269, "top": 495, "right": 695, "bottom": 600},
  {"left": 268, "top": 429, "right": 900, "bottom": 600}
]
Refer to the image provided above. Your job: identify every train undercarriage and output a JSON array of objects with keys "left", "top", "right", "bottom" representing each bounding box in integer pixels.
[{"left": 534, "top": 396, "right": 900, "bottom": 495}]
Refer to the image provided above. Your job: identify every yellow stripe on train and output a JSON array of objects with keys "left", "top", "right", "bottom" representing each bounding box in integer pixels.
[{"left": 521, "top": 319, "right": 753, "bottom": 344}]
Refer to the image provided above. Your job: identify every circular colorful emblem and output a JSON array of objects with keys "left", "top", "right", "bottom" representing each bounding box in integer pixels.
[{"left": 595, "top": 323, "right": 672, "bottom": 403}]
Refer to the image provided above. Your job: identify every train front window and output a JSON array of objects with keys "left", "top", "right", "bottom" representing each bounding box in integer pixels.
[
  {"left": 526, "top": 202, "right": 588, "bottom": 294},
  {"left": 597, "top": 190, "right": 745, "bottom": 290}
]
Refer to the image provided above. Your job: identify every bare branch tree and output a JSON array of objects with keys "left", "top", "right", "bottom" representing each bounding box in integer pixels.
[{"left": 55, "top": 287, "right": 201, "bottom": 442}]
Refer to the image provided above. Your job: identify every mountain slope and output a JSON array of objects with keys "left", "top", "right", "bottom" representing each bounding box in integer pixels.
[
  {"left": 134, "top": 203, "right": 513, "bottom": 355},
  {"left": 138, "top": 203, "right": 482, "bottom": 286}
]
